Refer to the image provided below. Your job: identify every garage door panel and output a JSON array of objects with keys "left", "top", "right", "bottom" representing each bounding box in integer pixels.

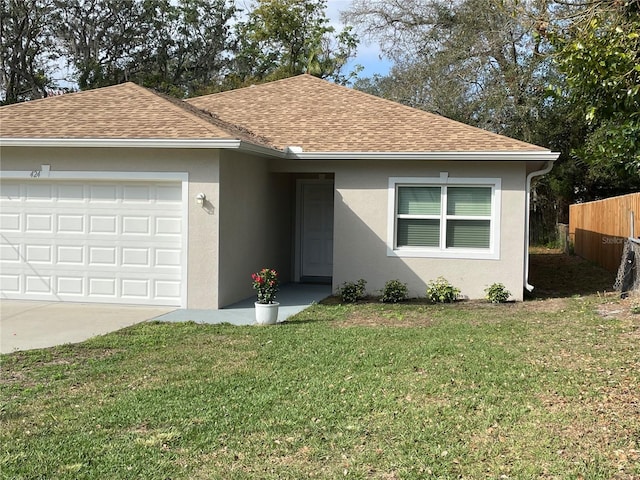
[
  {"left": 89, "top": 278, "right": 117, "bottom": 297},
  {"left": 157, "top": 185, "right": 182, "bottom": 202},
  {"left": 26, "top": 214, "right": 53, "bottom": 232},
  {"left": 122, "top": 216, "right": 150, "bottom": 234},
  {"left": 1, "top": 273, "right": 20, "bottom": 292},
  {"left": 1, "top": 183, "right": 21, "bottom": 199},
  {"left": 1, "top": 243, "right": 20, "bottom": 262},
  {"left": 0, "top": 213, "right": 21, "bottom": 231},
  {"left": 57, "top": 215, "right": 84, "bottom": 233},
  {"left": 90, "top": 215, "right": 118, "bottom": 234},
  {"left": 25, "top": 183, "right": 53, "bottom": 201},
  {"left": 156, "top": 217, "right": 181, "bottom": 235},
  {"left": 25, "top": 244, "right": 53, "bottom": 263},
  {"left": 89, "top": 184, "right": 118, "bottom": 202},
  {"left": 122, "top": 248, "right": 150, "bottom": 267},
  {"left": 57, "top": 276, "right": 85, "bottom": 296},
  {"left": 57, "top": 245, "right": 84, "bottom": 264},
  {"left": 25, "top": 275, "right": 52, "bottom": 294},
  {"left": 58, "top": 183, "right": 85, "bottom": 201},
  {"left": 0, "top": 179, "right": 184, "bottom": 306}
]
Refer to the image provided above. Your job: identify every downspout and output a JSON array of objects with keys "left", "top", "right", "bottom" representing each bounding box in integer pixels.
[{"left": 524, "top": 161, "right": 555, "bottom": 292}]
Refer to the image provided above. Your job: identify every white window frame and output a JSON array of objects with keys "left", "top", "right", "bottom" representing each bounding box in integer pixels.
[{"left": 387, "top": 175, "right": 501, "bottom": 260}]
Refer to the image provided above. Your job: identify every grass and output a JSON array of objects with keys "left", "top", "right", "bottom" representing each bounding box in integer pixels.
[{"left": 1, "top": 252, "right": 639, "bottom": 479}]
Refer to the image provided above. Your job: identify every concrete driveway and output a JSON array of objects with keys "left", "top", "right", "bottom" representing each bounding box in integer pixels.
[{"left": 0, "top": 300, "right": 173, "bottom": 354}]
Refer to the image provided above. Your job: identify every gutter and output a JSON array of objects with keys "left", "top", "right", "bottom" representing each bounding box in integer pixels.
[
  {"left": 524, "top": 160, "right": 556, "bottom": 292},
  {"left": 286, "top": 150, "right": 560, "bottom": 162},
  {"left": 0, "top": 138, "right": 244, "bottom": 149}
]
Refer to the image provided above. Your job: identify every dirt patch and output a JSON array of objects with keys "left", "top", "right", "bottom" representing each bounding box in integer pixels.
[{"left": 528, "top": 249, "right": 616, "bottom": 298}]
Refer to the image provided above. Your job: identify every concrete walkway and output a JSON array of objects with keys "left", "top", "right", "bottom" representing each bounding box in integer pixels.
[
  {"left": 154, "top": 283, "right": 331, "bottom": 325},
  {"left": 0, "top": 284, "right": 331, "bottom": 353}
]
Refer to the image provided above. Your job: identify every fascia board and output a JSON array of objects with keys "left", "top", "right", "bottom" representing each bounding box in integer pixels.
[
  {"left": 286, "top": 151, "right": 560, "bottom": 161},
  {"left": 0, "top": 138, "right": 244, "bottom": 149}
]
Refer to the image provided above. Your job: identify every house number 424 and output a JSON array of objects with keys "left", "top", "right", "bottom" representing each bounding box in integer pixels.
[{"left": 30, "top": 170, "right": 41, "bottom": 178}]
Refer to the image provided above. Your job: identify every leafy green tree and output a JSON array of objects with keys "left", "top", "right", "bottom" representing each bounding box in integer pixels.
[
  {"left": 53, "top": 0, "right": 146, "bottom": 89},
  {"left": 345, "top": 0, "right": 554, "bottom": 143},
  {"left": 0, "top": 0, "right": 58, "bottom": 104},
  {"left": 231, "top": 0, "right": 358, "bottom": 86},
  {"left": 136, "top": 0, "right": 238, "bottom": 97},
  {"left": 53, "top": 0, "right": 237, "bottom": 96},
  {"left": 549, "top": 0, "right": 640, "bottom": 189}
]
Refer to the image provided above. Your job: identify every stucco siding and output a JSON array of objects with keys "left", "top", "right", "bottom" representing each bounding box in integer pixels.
[
  {"left": 217, "top": 151, "right": 292, "bottom": 307},
  {"left": 0, "top": 146, "right": 220, "bottom": 309},
  {"left": 332, "top": 161, "right": 527, "bottom": 301}
]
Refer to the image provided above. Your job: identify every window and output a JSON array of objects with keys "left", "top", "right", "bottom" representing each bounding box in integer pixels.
[{"left": 388, "top": 176, "right": 501, "bottom": 259}]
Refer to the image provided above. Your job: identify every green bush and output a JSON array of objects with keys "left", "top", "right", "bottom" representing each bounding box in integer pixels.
[
  {"left": 337, "top": 279, "right": 367, "bottom": 303},
  {"left": 426, "top": 277, "right": 460, "bottom": 303},
  {"left": 380, "top": 279, "right": 409, "bottom": 303},
  {"left": 485, "top": 283, "right": 511, "bottom": 303}
]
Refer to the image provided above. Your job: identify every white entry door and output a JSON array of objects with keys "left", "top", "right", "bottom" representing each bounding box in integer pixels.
[
  {"left": 0, "top": 179, "right": 185, "bottom": 306},
  {"left": 299, "top": 180, "right": 334, "bottom": 279}
]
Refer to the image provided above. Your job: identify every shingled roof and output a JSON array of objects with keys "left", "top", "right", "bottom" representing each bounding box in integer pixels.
[
  {"left": 0, "top": 82, "right": 256, "bottom": 142},
  {"left": 187, "top": 74, "right": 547, "bottom": 153},
  {"left": 1, "top": 75, "right": 548, "bottom": 154}
]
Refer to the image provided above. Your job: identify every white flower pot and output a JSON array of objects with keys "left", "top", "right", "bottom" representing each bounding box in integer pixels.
[{"left": 255, "top": 301, "right": 279, "bottom": 325}]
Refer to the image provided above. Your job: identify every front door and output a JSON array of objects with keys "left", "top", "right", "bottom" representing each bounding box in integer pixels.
[{"left": 298, "top": 180, "right": 334, "bottom": 281}]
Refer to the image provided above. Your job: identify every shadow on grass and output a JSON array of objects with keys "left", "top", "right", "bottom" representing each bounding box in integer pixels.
[{"left": 527, "top": 248, "right": 616, "bottom": 299}]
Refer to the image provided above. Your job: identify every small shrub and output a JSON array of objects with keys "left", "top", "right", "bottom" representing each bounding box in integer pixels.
[
  {"left": 381, "top": 279, "right": 409, "bottom": 303},
  {"left": 426, "top": 277, "right": 460, "bottom": 303},
  {"left": 485, "top": 283, "right": 511, "bottom": 303},
  {"left": 337, "top": 279, "right": 367, "bottom": 303}
]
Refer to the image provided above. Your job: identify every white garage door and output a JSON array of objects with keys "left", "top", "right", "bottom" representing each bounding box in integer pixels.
[{"left": 0, "top": 179, "right": 185, "bottom": 306}]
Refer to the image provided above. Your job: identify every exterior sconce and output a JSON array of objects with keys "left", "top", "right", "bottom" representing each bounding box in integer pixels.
[{"left": 195, "top": 192, "right": 206, "bottom": 205}]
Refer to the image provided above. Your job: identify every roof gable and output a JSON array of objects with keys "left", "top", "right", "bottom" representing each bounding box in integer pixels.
[
  {"left": 0, "top": 82, "right": 242, "bottom": 141},
  {"left": 187, "top": 74, "right": 547, "bottom": 153}
]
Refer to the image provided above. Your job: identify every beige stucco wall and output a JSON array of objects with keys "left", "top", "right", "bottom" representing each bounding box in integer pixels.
[
  {"left": 217, "top": 150, "right": 292, "bottom": 307},
  {"left": 0, "top": 146, "right": 220, "bottom": 309},
  {"left": 273, "top": 158, "right": 528, "bottom": 301},
  {"left": 333, "top": 160, "right": 527, "bottom": 301}
]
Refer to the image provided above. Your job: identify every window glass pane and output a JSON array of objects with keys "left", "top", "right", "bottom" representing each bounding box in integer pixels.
[
  {"left": 398, "top": 219, "right": 440, "bottom": 247},
  {"left": 447, "top": 187, "right": 491, "bottom": 216},
  {"left": 446, "top": 220, "right": 490, "bottom": 248},
  {"left": 398, "top": 187, "right": 441, "bottom": 215}
]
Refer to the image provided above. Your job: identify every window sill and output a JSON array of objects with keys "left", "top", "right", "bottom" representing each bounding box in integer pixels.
[{"left": 387, "top": 247, "right": 499, "bottom": 260}]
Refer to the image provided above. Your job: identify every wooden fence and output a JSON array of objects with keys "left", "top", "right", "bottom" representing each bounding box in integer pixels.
[{"left": 569, "top": 192, "right": 640, "bottom": 272}]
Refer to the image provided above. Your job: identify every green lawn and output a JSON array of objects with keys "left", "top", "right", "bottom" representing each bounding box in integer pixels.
[{"left": 2, "top": 253, "right": 639, "bottom": 479}]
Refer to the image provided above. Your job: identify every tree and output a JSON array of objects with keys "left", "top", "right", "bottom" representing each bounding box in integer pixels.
[
  {"left": 549, "top": 0, "right": 640, "bottom": 190},
  {"left": 53, "top": 0, "right": 237, "bottom": 96},
  {"left": 231, "top": 0, "right": 358, "bottom": 86},
  {"left": 53, "top": 0, "right": 147, "bottom": 90},
  {"left": 136, "top": 0, "right": 238, "bottom": 97},
  {"left": 345, "top": 0, "right": 555, "bottom": 143},
  {"left": 0, "top": 0, "right": 58, "bottom": 104}
]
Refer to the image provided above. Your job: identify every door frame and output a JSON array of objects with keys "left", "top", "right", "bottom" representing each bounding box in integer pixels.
[{"left": 294, "top": 178, "right": 334, "bottom": 282}]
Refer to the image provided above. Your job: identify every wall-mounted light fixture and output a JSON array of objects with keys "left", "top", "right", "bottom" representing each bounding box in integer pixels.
[{"left": 195, "top": 192, "right": 206, "bottom": 205}]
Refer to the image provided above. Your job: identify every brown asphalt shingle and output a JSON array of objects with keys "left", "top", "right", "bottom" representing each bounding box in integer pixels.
[
  {"left": 187, "top": 74, "right": 547, "bottom": 152},
  {"left": 1, "top": 75, "right": 548, "bottom": 153},
  {"left": 0, "top": 82, "right": 239, "bottom": 140}
]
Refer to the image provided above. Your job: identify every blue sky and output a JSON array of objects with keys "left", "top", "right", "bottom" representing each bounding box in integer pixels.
[{"left": 325, "top": 0, "right": 393, "bottom": 79}]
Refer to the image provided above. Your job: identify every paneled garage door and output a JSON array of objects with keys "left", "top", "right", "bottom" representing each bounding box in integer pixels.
[{"left": 0, "top": 179, "right": 185, "bottom": 306}]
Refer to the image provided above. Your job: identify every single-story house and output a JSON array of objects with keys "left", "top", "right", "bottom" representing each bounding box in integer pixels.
[{"left": 0, "top": 74, "right": 559, "bottom": 308}]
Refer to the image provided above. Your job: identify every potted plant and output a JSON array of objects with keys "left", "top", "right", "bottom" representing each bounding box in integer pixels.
[{"left": 251, "top": 268, "right": 280, "bottom": 325}]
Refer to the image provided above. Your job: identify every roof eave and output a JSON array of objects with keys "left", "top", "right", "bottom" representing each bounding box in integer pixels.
[
  {"left": 285, "top": 151, "right": 561, "bottom": 162},
  {"left": 0, "top": 137, "right": 244, "bottom": 149}
]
